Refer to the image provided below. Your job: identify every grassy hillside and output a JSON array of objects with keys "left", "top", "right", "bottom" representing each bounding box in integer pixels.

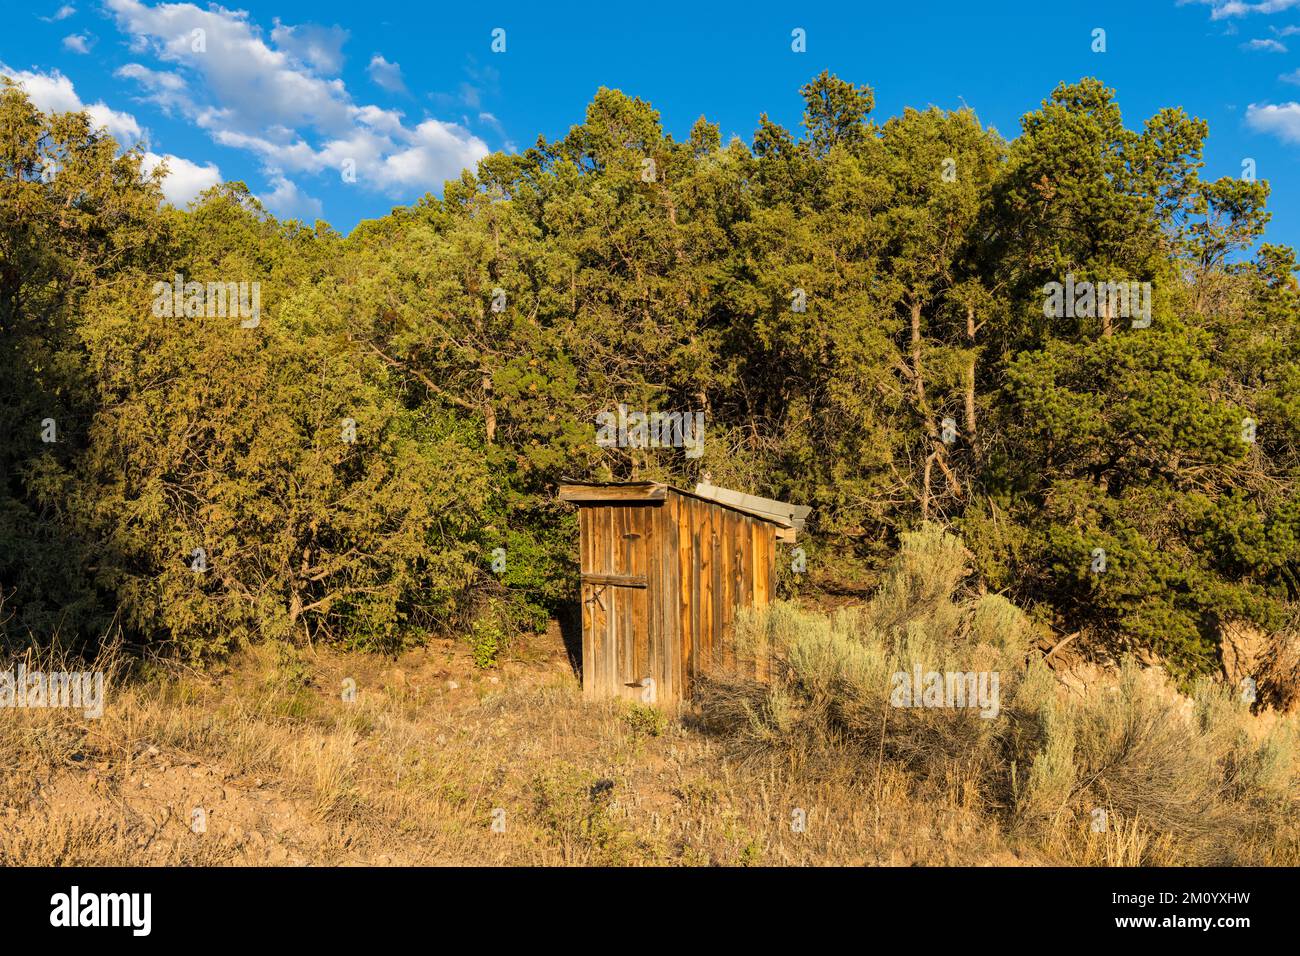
[{"left": 5, "top": 528, "right": 1296, "bottom": 866}]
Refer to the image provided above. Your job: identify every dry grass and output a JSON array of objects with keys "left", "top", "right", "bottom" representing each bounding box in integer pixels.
[
  {"left": 1, "top": 622, "right": 1025, "bottom": 866},
  {"left": 3, "top": 524, "right": 1295, "bottom": 867}
]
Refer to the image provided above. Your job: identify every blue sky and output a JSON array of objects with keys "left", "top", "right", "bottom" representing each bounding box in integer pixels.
[{"left": 4, "top": 0, "right": 1300, "bottom": 251}]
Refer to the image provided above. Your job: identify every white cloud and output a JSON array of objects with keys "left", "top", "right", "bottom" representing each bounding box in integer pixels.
[
  {"left": 367, "top": 54, "right": 406, "bottom": 94},
  {"left": 115, "top": 62, "right": 192, "bottom": 114},
  {"left": 1, "top": 65, "right": 142, "bottom": 145},
  {"left": 39, "top": 4, "right": 76, "bottom": 22},
  {"left": 1242, "top": 37, "right": 1288, "bottom": 49},
  {"left": 62, "top": 33, "right": 94, "bottom": 54},
  {"left": 1282, "top": 67, "right": 1300, "bottom": 82},
  {"left": 379, "top": 119, "right": 489, "bottom": 186},
  {"left": 141, "top": 151, "right": 221, "bottom": 205},
  {"left": 1246, "top": 101, "right": 1300, "bottom": 142},
  {"left": 258, "top": 174, "right": 323, "bottom": 220},
  {"left": 205, "top": 110, "right": 487, "bottom": 193},
  {"left": 105, "top": 0, "right": 489, "bottom": 196},
  {"left": 115, "top": 61, "right": 187, "bottom": 94},
  {"left": 106, "top": 0, "right": 354, "bottom": 134},
  {"left": 270, "top": 20, "right": 348, "bottom": 75},
  {"left": 477, "top": 111, "right": 515, "bottom": 151},
  {"left": 1184, "top": 0, "right": 1300, "bottom": 19}
]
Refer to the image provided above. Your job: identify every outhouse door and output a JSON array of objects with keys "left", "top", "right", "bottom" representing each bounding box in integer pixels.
[{"left": 581, "top": 504, "right": 654, "bottom": 702}]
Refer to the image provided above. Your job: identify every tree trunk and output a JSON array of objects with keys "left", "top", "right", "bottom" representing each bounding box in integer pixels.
[
  {"left": 921, "top": 451, "right": 935, "bottom": 520},
  {"left": 482, "top": 370, "right": 496, "bottom": 444},
  {"left": 910, "top": 299, "right": 926, "bottom": 405},
  {"left": 964, "top": 303, "right": 978, "bottom": 442}
]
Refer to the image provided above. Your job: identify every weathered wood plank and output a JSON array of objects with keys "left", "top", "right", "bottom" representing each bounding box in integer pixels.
[
  {"left": 604, "top": 506, "right": 617, "bottom": 696},
  {"left": 712, "top": 510, "right": 724, "bottom": 672},
  {"left": 721, "top": 509, "right": 735, "bottom": 672},
  {"left": 632, "top": 507, "right": 649, "bottom": 690},
  {"left": 676, "top": 493, "right": 691, "bottom": 701},
  {"left": 659, "top": 500, "right": 677, "bottom": 705},
  {"left": 689, "top": 498, "right": 701, "bottom": 684},
  {"left": 742, "top": 514, "right": 757, "bottom": 672},
  {"left": 558, "top": 484, "right": 667, "bottom": 503},
  {"left": 624, "top": 509, "right": 639, "bottom": 698},
  {"left": 580, "top": 572, "right": 647, "bottom": 588},
  {"left": 645, "top": 501, "right": 660, "bottom": 704},
  {"left": 701, "top": 499, "right": 714, "bottom": 676},
  {"left": 753, "top": 520, "right": 769, "bottom": 680}
]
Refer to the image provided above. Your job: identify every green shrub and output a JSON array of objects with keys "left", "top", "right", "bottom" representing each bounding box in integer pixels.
[
  {"left": 530, "top": 763, "right": 637, "bottom": 864},
  {"left": 621, "top": 703, "right": 667, "bottom": 738},
  {"left": 468, "top": 617, "right": 504, "bottom": 669}
]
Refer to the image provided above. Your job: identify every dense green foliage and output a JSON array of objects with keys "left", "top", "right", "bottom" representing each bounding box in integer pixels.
[{"left": 2, "top": 73, "right": 1298, "bottom": 674}]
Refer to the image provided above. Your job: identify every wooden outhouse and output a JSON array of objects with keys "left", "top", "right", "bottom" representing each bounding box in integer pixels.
[{"left": 557, "top": 480, "right": 809, "bottom": 706}]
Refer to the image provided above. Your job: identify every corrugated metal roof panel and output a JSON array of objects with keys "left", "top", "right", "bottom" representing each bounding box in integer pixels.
[{"left": 691, "top": 482, "right": 810, "bottom": 530}]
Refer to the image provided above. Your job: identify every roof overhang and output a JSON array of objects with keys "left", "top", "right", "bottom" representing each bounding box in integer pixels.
[
  {"left": 691, "top": 482, "right": 811, "bottom": 533},
  {"left": 557, "top": 481, "right": 667, "bottom": 502},
  {"left": 558, "top": 480, "right": 809, "bottom": 542}
]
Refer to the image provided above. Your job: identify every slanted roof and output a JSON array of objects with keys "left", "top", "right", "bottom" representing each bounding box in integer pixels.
[
  {"left": 691, "top": 482, "right": 811, "bottom": 532},
  {"left": 557, "top": 480, "right": 809, "bottom": 541},
  {"left": 557, "top": 480, "right": 666, "bottom": 502}
]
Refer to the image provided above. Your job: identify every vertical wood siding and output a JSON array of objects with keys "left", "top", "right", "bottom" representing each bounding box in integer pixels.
[{"left": 576, "top": 489, "right": 778, "bottom": 705}]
